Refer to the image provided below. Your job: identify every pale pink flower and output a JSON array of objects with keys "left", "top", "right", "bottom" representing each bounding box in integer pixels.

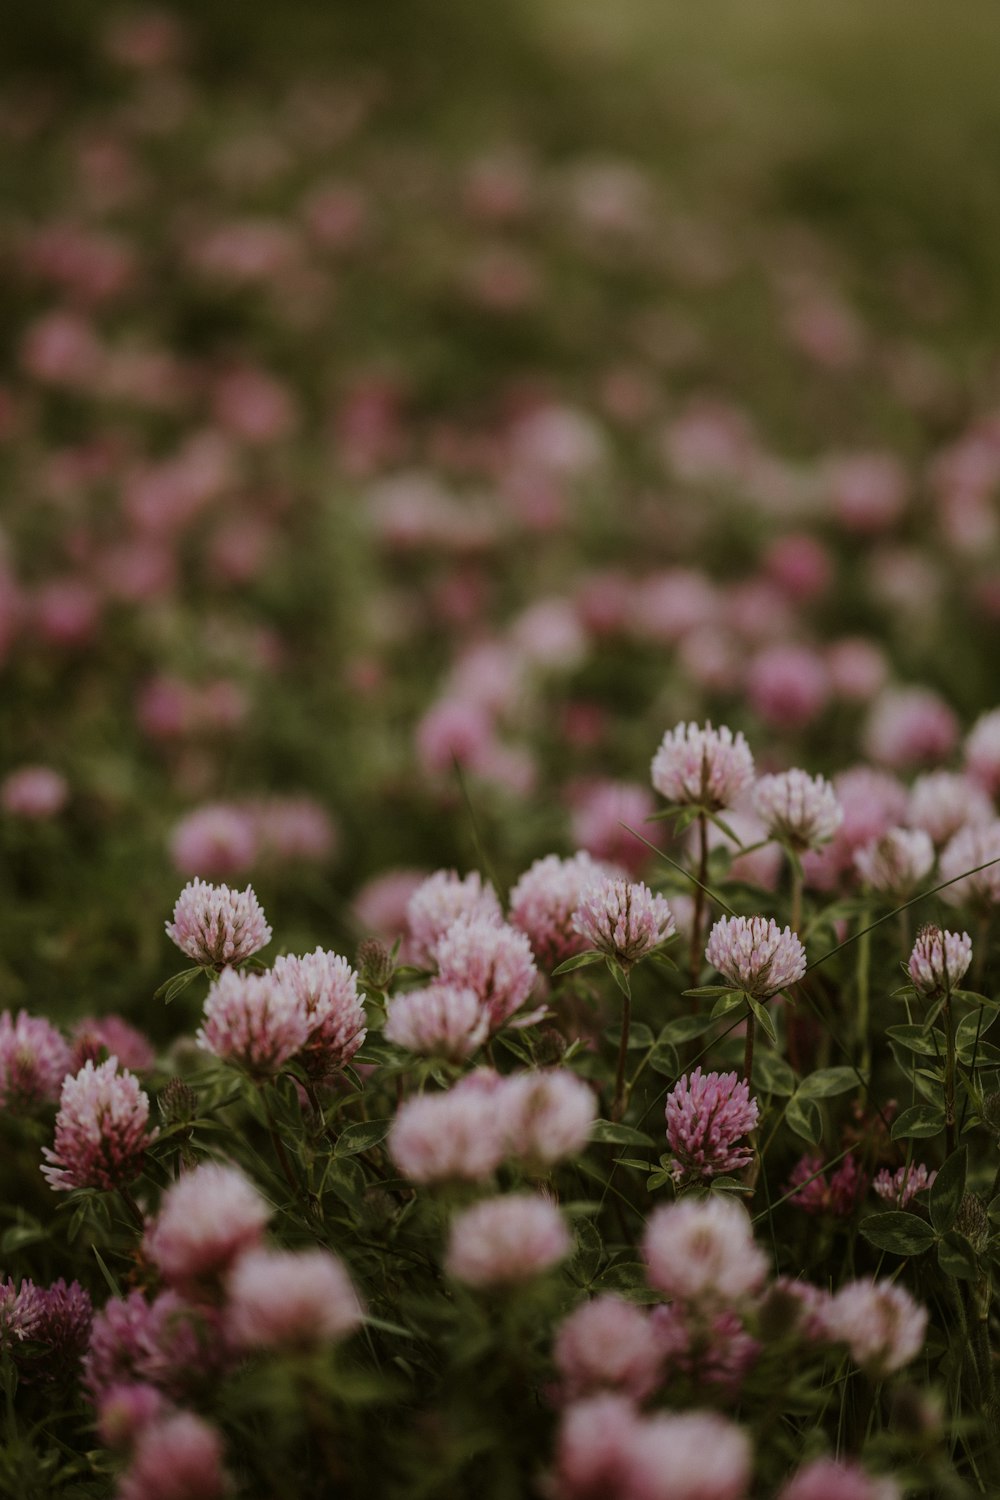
[
  {"left": 0, "top": 1278, "right": 41, "bottom": 1346},
  {"left": 0, "top": 766, "right": 69, "bottom": 818},
  {"left": 787, "top": 1155, "right": 867, "bottom": 1217},
  {"left": 41, "top": 1060, "right": 155, "bottom": 1192},
  {"left": 71, "top": 1017, "right": 155, "bottom": 1074},
  {"left": 864, "top": 687, "right": 958, "bottom": 770},
  {"left": 96, "top": 1383, "right": 167, "bottom": 1449},
  {"left": 165, "top": 879, "right": 271, "bottom": 968},
  {"left": 569, "top": 779, "right": 656, "bottom": 876},
  {"left": 384, "top": 983, "right": 488, "bottom": 1061},
  {"left": 553, "top": 1297, "right": 662, "bottom": 1402},
  {"left": 436, "top": 916, "right": 538, "bottom": 1030},
  {"left": 196, "top": 969, "right": 309, "bottom": 1078},
  {"left": 873, "top": 1163, "right": 936, "bottom": 1208},
  {"left": 415, "top": 697, "right": 495, "bottom": 776},
  {"left": 650, "top": 721, "right": 754, "bottom": 811},
  {"left": 666, "top": 1068, "right": 759, "bottom": 1183},
  {"left": 406, "top": 870, "right": 503, "bottom": 967},
  {"left": 509, "top": 852, "right": 611, "bottom": 969},
  {"left": 827, "top": 451, "right": 907, "bottom": 533},
  {"left": 906, "top": 771, "right": 993, "bottom": 846},
  {"left": 753, "top": 770, "right": 843, "bottom": 852},
  {"left": 906, "top": 925, "right": 972, "bottom": 996},
  {"left": 705, "top": 915, "right": 806, "bottom": 998},
  {"left": 388, "top": 1090, "right": 505, "bottom": 1183},
  {"left": 623, "top": 1409, "right": 752, "bottom": 1500},
  {"left": 445, "top": 1192, "right": 571, "bottom": 1287},
  {"left": 254, "top": 797, "right": 337, "bottom": 863},
  {"left": 746, "top": 644, "right": 830, "bottom": 730},
  {"left": 511, "top": 597, "right": 586, "bottom": 672},
  {"left": 498, "top": 1070, "right": 596, "bottom": 1166},
  {"left": 352, "top": 868, "right": 427, "bottom": 946},
  {"left": 964, "top": 707, "right": 1000, "bottom": 797},
  {"left": 651, "top": 1304, "right": 759, "bottom": 1395},
  {"left": 854, "top": 827, "right": 934, "bottom": 897},
  {"left": 827, "top": 637, "right": 888, "bottom": 703},
  {"left": 940, "top": 822, "right": 1000, "bottom": 908},
  {"left": 820, "top": 1279, "right": 928, "bottom": 1376},
  {"left": 145, "top": 1164, "right": 269, "bottom": 1288},
  {"left": 550, "top": 1393, "right": 639, "bottom": 1500},
  {"left": 572, "top": 877, "right": 674, "bottom": 967},
  {"left": 117, "top": 1412, "right": 231, "bottom": 1500},
  {"left": 632, "top": 570, "right": 719, "bottom": 644},
  {"left": 225, "top": 1247, "right": 363, "bottom": 1349},
  {"left": 764, "top": 533, "right": 832, "bottom": 602},
  {"left": 0, "top": 1011, "right": 72, "bottom": 1111},
  {"left": 761, "top": 1278, "right": 831, "bottom": 1341},
  {"left": 85, "top": 1289, "right": 227, "bottom": 1404},
  {"left": 801, "top": 766, "right": 907, "bottom": 891},
  {"left": 168, "top": 805, "right": 258, "bottom": 878},
  {"left": 780, "top": 1459, "right": 900, "bottom": 1500},
  {"left": 271, "top": 949, "right": 366, "bottom": 1077},
  {"left": 643, "top": 1196, "right": 768, "bottom": 1305}
]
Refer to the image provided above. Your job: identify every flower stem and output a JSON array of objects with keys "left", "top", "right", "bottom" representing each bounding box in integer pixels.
[
  {"left": 743, "top": 1004, "right": 756, "bottom": 1085},
  {"left": 689, "top": 811, "right": 708, "bottom": 987},
  {"left": 943, "top": 986, "right": 956, "bottom": 1157},
  {"left": 612, "top": 976, "right": 632, "bottom": 1122},
  {"left": 118, "top": 1185, "right": 145, "bottom": 1233}
]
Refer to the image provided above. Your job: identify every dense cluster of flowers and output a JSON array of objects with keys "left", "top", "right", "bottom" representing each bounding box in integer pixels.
[{"left": 4, "top": 8, "right": 1000, "bottom": 1494}]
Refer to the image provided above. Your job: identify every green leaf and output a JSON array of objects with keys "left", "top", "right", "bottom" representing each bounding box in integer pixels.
[
  {"left": 590, "top": 1120, "right": 655, "bottom": 1146},
  {"left": 751, "top": 1051, "right": 796, "bottom": 1097},
  {"left": 860, "top": 1211, "right": 936, "bottom": 1255},
  {"left": 613, "top": 1157, "right": 651, "bottom": 1171},
  {"left": 334, "top": 1119, "right": 392, "bottom": 1157},
  {"left": 747, "top": 996, "right": 776, "bottom": 1044},
  {"left": 573, "top": 1217, "right": 604, "bottom": 1283},
  {"left": 154, "top": 966, "right": 204, "bottom": 1004},
  {"left": 92, "top": 1245, "right": 123, "bottom": 1298},
  {"left": 552, "top": 951, "right": 603, "bottom": 976},
  {"left": 0, "top": 1224, "right": 47, "bottom": 1253},
  {"left": 796, "top": 1066, "right": 861, "bottom": 1101},
  {"left": 885, "top": 1025, "right": 941, "bottom": 1058},
  {"left": 607, "top": 959, "right": 631, "bottom": 997},
  {"left": 647, "top": 950, "right": 679, "bottom": 973},
  {"left": 785, "top": 1094, "right": 822, "bottom": 1145},
  {"left": 660, "top": 1015, "right": 718, "bottom": 1044},
  {"left": 684, "top": 985, "right": 738, "bottom": 999},
  {"left": 929, "top": 1147, "right": 967, "bottom": 1234},
  {"left": 937, "top": 1231, "right": 978, "bottom": 1282},
  {"left": 647, "top": 1042, "right": 680, "bottom": 1077},
  {"left": 891, "top": 1103, "right": 946, "bottom": 1140},
  {"left": 710, "top": 992, "right": 747, "bottom": 1019},
  {"left": 605, "top": 1022, "right": 654, "bottom": 1050}
]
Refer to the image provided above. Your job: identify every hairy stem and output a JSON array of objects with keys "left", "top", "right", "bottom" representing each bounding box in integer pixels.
[
  {"left": 689, "top": 811, "right": 708, "bottom": 987},
  {"left": 612, "top": 978, "right": 632, "bottom": 1122}
]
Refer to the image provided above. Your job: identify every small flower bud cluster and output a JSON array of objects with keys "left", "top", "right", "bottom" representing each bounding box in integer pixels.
[
  {"left": 705, "top": 915, "right": 806, "bottom": 998},
  {"left": 906, "top": 925, "right": 972, "bottom": 996},
  {"left": 753, "top": 768, "right": 843, "bottom": 851},
  {"left": 665, "top": 1068, "right": 759, "bottom": 1182},
  {"left": 572, "top": 876, "right": 675, "bottom": 966},
  {"left": 165, "top": 878, "right": 272, "bottom": 968},
  {"left": 388, "top": 1067, "right": 596, "bottom": 1183},
  {"left": 42, "top": 1059, "right": 156, "bottom": 1193},
  {"left": 651, "top": 720, "right": 755, "bottom": 811}
]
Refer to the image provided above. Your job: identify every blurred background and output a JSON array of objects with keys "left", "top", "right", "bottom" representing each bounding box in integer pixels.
[{"left": 2, "top": 0, "right": 1000, "bottom": 1033}]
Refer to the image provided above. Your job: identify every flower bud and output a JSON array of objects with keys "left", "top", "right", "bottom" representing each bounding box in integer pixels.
[
  {"left": 357, "top": 937, "right": 395, "bottom": 991},
  {"left": 158, "top": 1078, "right": 197, "bottom": 1127}
]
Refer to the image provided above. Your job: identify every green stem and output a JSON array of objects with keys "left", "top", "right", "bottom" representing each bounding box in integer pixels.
[
  {"left": 944, "top": 988, "right": 956, "bottom": 1157},
  {"left": 689, "top": 812, "right": 708, "bottom": 986},
  {"left": 856, "top": 910, "right": 871, "bottom": 1078},
  {"left": 613, "top": 977, "right": 632, "bottom": 1122},
  {"left": 743, "top": 1004, "right": 756, "bottom": 1085},
  {"left": 790, "top": 860, "right": 802, "bottom": 937},
  {"left": 118, "top": 1185, "right": 145, "bottom": 1233}
]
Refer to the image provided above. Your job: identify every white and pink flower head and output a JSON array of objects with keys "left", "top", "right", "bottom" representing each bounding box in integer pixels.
[
  {"left": 166, "top": 879, "right": 272, "bottom": 969},
  {"left": 651, "top": 721, "right": 754, "bottom": 812}
]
